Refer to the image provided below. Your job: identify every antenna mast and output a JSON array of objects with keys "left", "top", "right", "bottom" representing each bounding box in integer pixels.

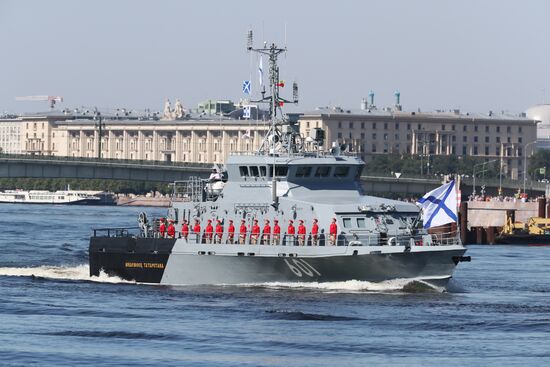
[{"left": 246, "top": 29, "right": 298, "bottom": 155}]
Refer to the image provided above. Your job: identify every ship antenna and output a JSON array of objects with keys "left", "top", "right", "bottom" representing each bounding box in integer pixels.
[{"left": 246, "top": 29, "right": 298, "bottom": 208}]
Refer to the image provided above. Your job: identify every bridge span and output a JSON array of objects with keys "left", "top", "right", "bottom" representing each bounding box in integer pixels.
[
  {"left": 0, "top": 154, "right": 211, "bottom": 183},
  {"left": 0, "top": 154, "right": 546, "bottom": 196}
]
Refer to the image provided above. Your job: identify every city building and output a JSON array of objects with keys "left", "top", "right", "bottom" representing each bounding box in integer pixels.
[
  {"left": 0, "top": 115, "right": 22, "bottom": 153},
  {"left": 299, "top": 103, "right": 538, "bottom": 179}
]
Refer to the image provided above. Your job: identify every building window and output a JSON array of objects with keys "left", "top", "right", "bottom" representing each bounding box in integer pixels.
[
  {"left": 518, "top": 148, "right": 523, "bottom": 156},
  {"left": 395, "top": 123, "right": 399, "bottom": 129},
  {"left": 361, "top": 122, "right": 365, "bottom": 129},
  {"left": 407, "top": 123, "right": 411, "bottom": 130},
  {"left": 452, "top": 136, "right": 456, "bottom": 142},
  {"left": 507, "top": 137, "right": 511, "bottom": 143},
  {"left": 360, "top": 133, "right": 365, "bottom": 139},
  {"left": 463, "top": 136, "right": 467, "bottom": 142},
  {"left": 338, "top": 121, "right": 342, "bottom": 128},
  {"left": 442, "top": 125, "right": 446, "bottom": 131},
  {"left": 452, "top": 125, "right": 455, "bottom": 131},
  {"left": 507, "top": 126, "right": 511, "bottom": 133},
  {"left": 496, "top": 136, "right": 501, "bottom": 143},
  {"left": 383, "top": 133, "right": 388, "bottom": 141},
  {"left": 473, "top": 146, "right": 478, "bottom": 155},
  {"left": 349, "top": 122, "right": 353, "bottom": 129},
  {"left": 519, "top": 126, "right": 522, "bottom": 133},
  {"left": 474, "top": 126, "right": 478, "bottom": 132},
  {"left": 394, "top": 134, "right": 399, "bottom": 140},
  {"left": 474, "top": 136, "right": 478, "bottom": 142},
  {"left": 373, "top": 123, "right": 376, "bottom": 129},
  {"left": 372, "top": 144, "right": 377, "bottom": 153},
  {"left": 306, "top": 121, "right": 310, "bottom": 128},
  {"left": 485, "top": 126, "right": 489, "bottom": 132},
  {"left": 496, "top": 147, "right": 500, "bottom": 156},
  {"left": 485, "top": 146, "right": 489, "bottom": 155},
  {"left": 496, "top": 126, "right": 500, "bottom": 133},
  {"left": 337, "top": 132, "right": 342, "bottom": 139},
  {"left": 372, "top": 133, "right": 376, "bottom": 139},
  {"left": 384, "top": 123, "right": 388, "bottom": 130},
  {"left": 462, "top": 146, "right": 467, "bottom": 155},
  {"left": 485, "top": 136, "right": 489, "bottom": 143},
  {"left": 518, "top": 137, "right": 522, "bottom": 143},
  {"left": 418, "top": 124, "right": 422, "bottom": 130},
  {"left": 463, "top": 125, "right": 467, "bottom": 132}
]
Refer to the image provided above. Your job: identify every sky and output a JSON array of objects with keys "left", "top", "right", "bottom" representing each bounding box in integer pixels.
[{"left": 1, "top": 0, "right": 549, "bottom": 115}]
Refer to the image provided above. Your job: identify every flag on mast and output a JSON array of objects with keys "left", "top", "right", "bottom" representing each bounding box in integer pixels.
[
  {"left": 258, "top": 57, "right": 263, "bottom": 86},
  {"left": 416, "top": 180, "right": 458, "bottom": 229}
]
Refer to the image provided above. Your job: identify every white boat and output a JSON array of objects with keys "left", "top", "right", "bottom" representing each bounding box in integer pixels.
[{"left": 0, "top": 189, "right": 104, "bottom": 205}]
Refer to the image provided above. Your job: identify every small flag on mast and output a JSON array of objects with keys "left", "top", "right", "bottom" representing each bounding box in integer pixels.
[
  {"left": 258, "top": 57, "right": 263, "bottom": 86},
  {"left": 242, "top": 80, "right": 251, "bottom": 94},
  {"left": 416, "top": 180, "right": 458, "bottom": 229}
]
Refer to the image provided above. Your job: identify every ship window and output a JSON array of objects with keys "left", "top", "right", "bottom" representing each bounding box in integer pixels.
[
  {"left": 239, "top": 166, "right": 249, "bottom": 177},
  {"left": 343, "top": 218, "right": 352, "bottom": 228},
  {"left": 250, "top": 166, "right": 259, "bottom": 177},
  {"left": 334, "top": 166, "right": 350, "bottom": 178},
  {"left": 295, "top": 166, "right": 312, "bottom": 177},
  {"left": 275, "top": 165, "right": 288, "bottom": 177},
  {"left": 260, "top": 166, "right": 267, "bottom": 177},
  {"left": 356, "top": 218, "right": 366, "bottom": 228},
  {"left": 315, "top": 166, "right": 331, "bottom": 177}
]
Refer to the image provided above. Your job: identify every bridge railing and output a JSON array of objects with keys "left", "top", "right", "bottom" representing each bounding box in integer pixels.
[{"left": 0, "top": 153, "right": 212, "bottom": 169}]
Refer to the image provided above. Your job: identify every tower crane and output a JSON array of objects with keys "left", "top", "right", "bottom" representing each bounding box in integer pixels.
[{"left": 15, "top": 95, "right": 64, "bottom": 109}]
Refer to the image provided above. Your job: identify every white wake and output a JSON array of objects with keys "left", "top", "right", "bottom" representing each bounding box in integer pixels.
[
  {"left": 240, "top": 278, "right": 445, "bottom": 293},
  {"left": 0, "top": 264, "right": 133, "bottom": 284}
]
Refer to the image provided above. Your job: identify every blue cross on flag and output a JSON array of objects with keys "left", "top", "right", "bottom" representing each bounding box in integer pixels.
[
  {"left": 243, "top": 80, "right": 251, "bottom": 94},
  {"left": 416, "top": 180, "right": 458, "bottom": 229}
]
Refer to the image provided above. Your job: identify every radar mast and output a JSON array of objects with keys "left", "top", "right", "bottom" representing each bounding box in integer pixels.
[{"left": 246, "top": 29, "right": 299, "bottom": 155}]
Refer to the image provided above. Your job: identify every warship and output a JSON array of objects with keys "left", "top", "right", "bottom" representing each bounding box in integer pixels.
[{"left": 89, "top": 33, "right": 469, "bottom": 287}]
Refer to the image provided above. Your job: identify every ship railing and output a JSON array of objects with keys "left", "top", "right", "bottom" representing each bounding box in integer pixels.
[
  {"left": 171, "top": 230, "right": 460, "bottom": 247},
  {"left": 228, "top": 150, "right": 360, "bottom": 158},
  {"left": 92, "top": 227, "right": 140, "bottom": 238}
]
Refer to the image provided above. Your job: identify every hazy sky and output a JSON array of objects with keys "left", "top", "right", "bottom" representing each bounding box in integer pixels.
[{"left": 1, "top": 0, "right": 549, "bottom": 115}]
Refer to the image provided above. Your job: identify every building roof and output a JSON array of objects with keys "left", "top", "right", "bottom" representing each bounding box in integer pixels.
[{"left": 302, "top": 106, "right": 532, "bottom": 123}]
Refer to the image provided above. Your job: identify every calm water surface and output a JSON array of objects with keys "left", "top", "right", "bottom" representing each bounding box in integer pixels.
[{"left": 0, "top": 204, "right": 549, "bottom": 366}]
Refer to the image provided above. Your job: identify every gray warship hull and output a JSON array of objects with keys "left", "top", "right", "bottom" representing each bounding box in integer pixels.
[{"left": 89, "top": 237, "right": 466, "bottom": 286}]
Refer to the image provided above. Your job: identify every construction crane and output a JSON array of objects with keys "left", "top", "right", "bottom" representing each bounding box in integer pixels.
[{"left": 15, "top": 95, "right": 64, "bottom": 110}]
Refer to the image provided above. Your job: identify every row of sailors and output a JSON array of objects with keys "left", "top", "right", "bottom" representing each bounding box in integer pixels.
[{"left": 159, "top": 218, "right": 338, "bottom": 246}]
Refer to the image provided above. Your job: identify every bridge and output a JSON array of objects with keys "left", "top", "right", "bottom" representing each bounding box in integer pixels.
[
  {"left": 0, "top": 154, "right": 212, "bottom": 182},
  {"left": 0, "top": 154, "right": 546, "bottom": 197}
]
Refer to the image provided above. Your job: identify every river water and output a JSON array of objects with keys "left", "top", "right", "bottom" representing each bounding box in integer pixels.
[{"left": 0, "top": 204, "right": 548, "bottom": 366}]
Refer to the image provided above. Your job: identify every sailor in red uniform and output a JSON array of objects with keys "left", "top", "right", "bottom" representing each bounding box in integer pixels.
[
  {"left": 192, "top": 219, "right": 201, "bottom": 243},
  {"left": 159, "top": 218, "right": 166, "bottom": 238},
  {"left": 205, "top": 219, "right": 214, "bottom": 244},
  {"left": 272, "top": 219, "right": 281, "bottom": 245},
  {"left": 297, "top": 219, "right": 306, "bottom": 246},
  {"left": 287, "top": 219, "right": 295, "bottom": 246},
  {"left": 227, "top": 219, "right": 235, "bottom": 244},
  {"left": 311, "top": 218, "right": 319, "bottom": 246},
  {"left": 181, "top": 219, "right": 189, "bottom": 241},
  {"left": 262, "top": 219, "right": 271, "bottom": 245},
  {"left": 167, "top": 220, "right": 176, "bottom": 239},
  {"left": 215, "top": 219, "right": 224, "bottom": 244},
  {"left": 329, "top": 217, "right": 338, "bottom": 246},
  {"left": 239, "top": 219, "right": 247, "bottom": 244},
  {"left": 251, "top": 219, "right": 260, "bottom": 244}
]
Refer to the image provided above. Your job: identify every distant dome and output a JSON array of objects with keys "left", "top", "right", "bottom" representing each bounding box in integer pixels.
[{"left": 526, "top": 104, "right": 550, "bottom": 124}]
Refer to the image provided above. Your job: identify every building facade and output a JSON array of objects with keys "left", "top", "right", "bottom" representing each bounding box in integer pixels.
[
  {"left": 299, "top": 107, "right": 538, "bottom": 179},
  {"left": 18, "top": 115, "right": 269, "bottom": 165},
  {"left": 0, "top": 117, "right": 22, "bottom": 154}
]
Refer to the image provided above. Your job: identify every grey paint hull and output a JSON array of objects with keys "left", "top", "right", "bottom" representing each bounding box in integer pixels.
[{"left": 161, "top": 244, "right": 466, "bottom": 286}]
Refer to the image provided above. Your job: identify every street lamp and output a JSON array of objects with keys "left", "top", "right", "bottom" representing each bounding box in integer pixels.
[
  {"left": 94, "top": 109, "right": 105, "bottom": 160},
  {"left": 523, "top": 141, "right": 537, "bottom": 194},
  {"left": 499, "top": 142, "right": 515, "bottom": 196},
  {"left": 472, "top": 159, "right": 498, "bottom": 196}
]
